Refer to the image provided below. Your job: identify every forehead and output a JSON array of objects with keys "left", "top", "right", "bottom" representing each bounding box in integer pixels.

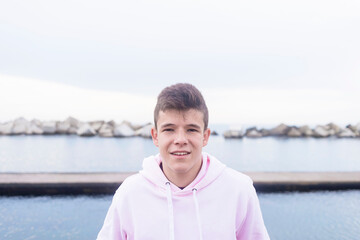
[{"left": 157, "top": 109, "right": 204, "bottom": 127}]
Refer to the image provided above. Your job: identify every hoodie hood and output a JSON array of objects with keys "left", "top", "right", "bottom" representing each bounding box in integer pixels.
[{"left": 139, "top": 152, "right": 226, "bottom": 195}]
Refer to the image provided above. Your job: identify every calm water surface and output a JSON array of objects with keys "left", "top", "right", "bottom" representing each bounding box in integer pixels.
[
  {"left": 1, "top": 135, "right": 360, "bottom": 239},
  {"left": 1, "top": 190, "right": 359, "bottom": 240},
  {"left": 1, "top": 135, "right": 360, "bottom": 172}
]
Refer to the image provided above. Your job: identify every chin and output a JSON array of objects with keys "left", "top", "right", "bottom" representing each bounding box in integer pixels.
[{"left": 169, "top": 162, "right": 193, "bottom": 173}]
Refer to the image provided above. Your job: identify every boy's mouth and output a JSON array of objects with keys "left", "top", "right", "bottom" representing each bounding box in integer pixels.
[{"left": 170, "top": 151, "right": 190, "bottom": 156}]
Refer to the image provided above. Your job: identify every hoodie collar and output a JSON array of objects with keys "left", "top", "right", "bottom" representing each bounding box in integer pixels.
[{"left": 140, "top": 152, "right": 226, "bottom": 195}]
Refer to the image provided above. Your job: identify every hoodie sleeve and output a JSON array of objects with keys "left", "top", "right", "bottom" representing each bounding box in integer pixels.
[
  {"left": 236, "top": 182, "right": 270, "bottom": 240},
  {"left": 97, "top": 190, "right": 127, "bottom": 240}
]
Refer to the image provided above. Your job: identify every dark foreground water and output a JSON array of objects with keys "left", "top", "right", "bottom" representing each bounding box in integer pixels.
[{"left": 1, "top": 190, "right": 359, "bottom": 240}]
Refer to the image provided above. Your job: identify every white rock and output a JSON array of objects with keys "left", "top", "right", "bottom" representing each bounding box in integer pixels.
[
  {"left": 77, "top": 123, "right": 96, "bottom": 136},
  {"left": 287, "top": 128, "right": 302, "bottom": 137},
  {"left": 269, "top": 123, "right": 289, "bottom": 136},
  {"left": 65, "top": 116, "right": 81, "bottom": 128},
  {"left": 337, "top": 128, "right": 356, "bottom": 138},
  {"left": 56, "top": 121, "right": 71, "bottom": 134},
  {"left": 259, "top": 129, "right": 270, "bottom": 137},
  {"left": 67, "top": 126, "right": 78, "bottom": 134},
  {"left": 122, "top": 120, "right": 143, "bottom": 131},
  {"left": 12, "top": 124, "right": 27, "bottom": 135},
  {"left": 13, "top": 117, "right": 28, "bottom": 125},
  {"left": 346, "top": 124, "right": 358, "bottom": 135},
  {"left": 98, "top": 123, "right": 114, "bottom": 137},
  {"left": 42, "top": 121, "right": 57, "bottom": 134},
  {"left": 328, "top": 129, "right": 336, "bottom": 136},
  {"left": 27, "top": 123, "right": 44, "bottom": 135},
  {"left": 313, "top": 125, "right": 330, "bottom": 138},
  {"left": 12, "top": 117, "right": 30, "bottom": 135},
  {"left": 89, "top": 121, "right": 104, "bottom": 132},
  {"left": 107, "top": 120, "right": 116, "bottom": 127},
  {"left": 211, "top": 131, "right": 219, "bottom": 136},
  {"left": 63, "top": 117, "right": 83, "bottom": 134},
  {"left": 113, "top": 122, "right": 135, "bottom": 137},
  {"left": 246, "top": 129, "right": 262, "bottom": 138},
  {"left": 299, "top": 125, "right": 313, "bottom": 137},
  {"left": 135, "top": 124, "right": 153, "bottom": 138},
  {"left": 223, "top": 129, "right": 244, "bottom": 138},
  {"left": 326, "top": 123, "right": 341, "bottom": 135},
  {"left": 31, "top": 119, "right": 42, "bottom": 127},
  {"left": 356, "top": 122, "right": 360, "bottom": 133},
  {"left": 0, "top": 122, "right": 14, "bottom": 135}
]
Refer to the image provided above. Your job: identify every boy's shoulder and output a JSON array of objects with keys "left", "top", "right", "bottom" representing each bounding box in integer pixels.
[
  {"left": 205, "top": 152, "right": 253, "bottom": 185},
  {"left": 217, "top": 167, "right": 255, "bottom": 192},
  {"left": 223, "top": 167, "right": 253, "bottom": 183},
  {"left": 113, "top": 173, "right": 146, "bottom": 197}
]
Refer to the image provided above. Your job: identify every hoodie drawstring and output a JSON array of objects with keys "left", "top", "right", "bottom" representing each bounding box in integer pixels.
[
  {"left": 165, "top": 182, "right": 204, "bottom": 240},
  {"left": 166, "top": 182, "right": 175, "bottom": 240},
  {"left": 192, "top": 188, "right": 203, "bottom": 240}
]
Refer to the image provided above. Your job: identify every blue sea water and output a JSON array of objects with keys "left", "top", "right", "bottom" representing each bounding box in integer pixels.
[
  {"left": 1, "top": 134, "right": 360, "bottom": 239},
  {"left": 1, "top": 191, "right": 359, "bottom": 240},
  {"left": 1, "top": 135, "right": 360, "bottom": 172}
]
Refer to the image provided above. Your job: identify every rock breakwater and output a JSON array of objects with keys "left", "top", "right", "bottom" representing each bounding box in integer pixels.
[
  {"left": 0, "top": 117, "right": 152, "bottom": 138},
  {"left": 0, "top": 117, "right": 359, "bottom": 139},
  {"left": 222, "top": 122, "right": 360, "bottom": 138}
]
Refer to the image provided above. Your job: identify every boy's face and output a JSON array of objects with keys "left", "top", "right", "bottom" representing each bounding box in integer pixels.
[{"left": 151, "top": 109, "right": 210, "bottom": 181}]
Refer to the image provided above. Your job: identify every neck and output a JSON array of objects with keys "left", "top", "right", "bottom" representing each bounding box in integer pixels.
[{"left": 161, "top": 160, "right": 203, "bottom": 189}]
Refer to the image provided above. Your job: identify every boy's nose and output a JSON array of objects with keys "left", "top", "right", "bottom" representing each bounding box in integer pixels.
[{"left": 174, "top": 131, "right": 188, "bottom": 145}]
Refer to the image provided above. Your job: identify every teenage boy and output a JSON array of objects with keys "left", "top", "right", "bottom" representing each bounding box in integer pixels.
[{"left": 97, "top": 83, "right": 270, "bottom": 240}]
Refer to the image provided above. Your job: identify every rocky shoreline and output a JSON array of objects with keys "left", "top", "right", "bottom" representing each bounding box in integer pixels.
[
  {"left": 0, "top": 117, "right": 359, "bottom": 139},
  {"left": 223, "top": 122, "right": 360, "bottom": 138},
  {"left": 0, "top": 117, "right": 152, "bottom": 138}
]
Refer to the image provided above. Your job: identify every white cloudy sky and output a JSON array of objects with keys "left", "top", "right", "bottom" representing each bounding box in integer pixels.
[{"left": 0, "top": 0, "right": 359, "bottom": 125}]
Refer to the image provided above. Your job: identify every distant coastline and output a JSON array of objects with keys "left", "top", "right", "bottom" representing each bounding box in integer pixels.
[{"left": 0, "top": 116, "right": 359, "bottom": 139}]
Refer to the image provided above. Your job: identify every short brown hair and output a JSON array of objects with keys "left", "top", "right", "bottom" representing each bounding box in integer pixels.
[{"left": 154, "top": 83, "right": 209, "bottom": 130}]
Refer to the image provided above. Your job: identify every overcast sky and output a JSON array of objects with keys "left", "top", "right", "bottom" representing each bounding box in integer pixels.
[{"left": 1, "top": 0, "right": 359, "bottom": 125}]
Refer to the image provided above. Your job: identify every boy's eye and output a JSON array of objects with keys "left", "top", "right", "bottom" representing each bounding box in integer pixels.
[
  {"left": 188, "top": 129, "right": 198, "bottom": 132},
  {"left": 163, "top": 128, "right": 174, "bottom": 132}
]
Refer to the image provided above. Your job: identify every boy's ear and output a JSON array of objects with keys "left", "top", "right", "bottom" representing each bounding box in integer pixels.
[
  {"left": 202, "top": 128, "right": 211, "bottom": 147},
  {"left": 151, "top": 127, "right": 159, "bottom": 147}
]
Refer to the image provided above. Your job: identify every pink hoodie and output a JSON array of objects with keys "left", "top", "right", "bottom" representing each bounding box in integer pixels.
[{"left": 97, "top": 152, "right": 270, "bottom": 240}]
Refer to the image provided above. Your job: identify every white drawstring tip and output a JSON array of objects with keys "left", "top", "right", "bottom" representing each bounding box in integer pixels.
[
  {"left": 166, "top": 182, "right": 175, "bottom": 240},
  {"left": 192, "top": 188, "right": 203, "bottom": 240}
]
